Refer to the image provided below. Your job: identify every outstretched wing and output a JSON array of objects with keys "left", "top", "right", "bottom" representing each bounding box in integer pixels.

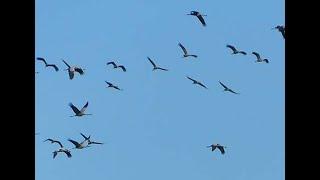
[
  {"left": 147, "top": 57, "right": 157, "bottom": 68},
  {"left": 80, "top": 101, "right": 89, "bottom": 113},
  {"left": 69, "top": 103, "right": 81, "bottom": 115},
  {"left": 280, "top": 29, "right": 285, "bottom": 39},
  {"left": 178, "top": 43, "right": 188, "bottom": 55},
  {"left": 53, "top": 151, "right": 58, "bottom": 159},
  {"left": 47, "top": 64, "right": 59, "bottom": 71},
  {"left": 252, "top": 52, "right": 261, "bottom": 60},
  {"left": 219, "top": 81, "right": 228, "bottom": 89},
  {"left": 107, "top": 61, "right": 117, "bottom": 68},
  {"left": 157, "top": 67, "right": 168, "bottom": 71},
  {"left": 117, "top": 65, "right": 126, "bottom": 72},
  {"left": 217, "top": 146, "right": 225, "bottom": 154},
  {"left": 63, "top": 150, "right": 72, "bottom": 158},
  {"left": 226, "top": 45, "right": 237, "bottom": 53},
  {"left": 198, "top": 82, "right": 208, "bottom": 89},
  {"left": 68, "top": 139, "right": 81, "bottom": 147},
  {"left": 62, "top": 59, "right": 71, "bottom": 68},
  {"left": 105, "top": 81, "right": 113, "bottom": 86},
  {"left": 90, "top": 141, "right": 103, "bottom": 145},
  {"left": 239, "top": 51, "right": 247, "bottom": 55},
  {"left": 197, "top": 15, "right": 206, "bottom": 26},
  {"left": 187, "top": 76, "right": 197, "bottom": 83},
  {"left": 80, "top": 133, "right": 90, "bottom": 140},
  {"left": 68, "top": 71, "right": 74, "bottom": 80},
  {"left": 37, "top": 57, "right": 48, "bottom": 66},
  {"left": 228, "top": 89, "right": 239, "bottom": 94},
  {"left": 74, "top": 67, "right": 84, "bottom": 75}
]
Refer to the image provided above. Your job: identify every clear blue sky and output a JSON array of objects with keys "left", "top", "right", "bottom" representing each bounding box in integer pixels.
[{"left": 35, "top": 0, "right": 284, "bottom": 180}]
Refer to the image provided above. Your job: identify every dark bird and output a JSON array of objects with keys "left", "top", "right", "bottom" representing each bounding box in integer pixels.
[
  {"left": 219, "top": 81, "right": 239, "bottom": 94},
  {"left": 147, "top": 57, "right": 168, "bottom": 71},
  {"left": 80, "top": 133, "right": 103, "bottom": 145},
  {"left": 178, "top": 43, "right": 198, "bottom": 58},
  {"left": 206, "top": 144, "right": 226, "bottom": 154},
  {"left": 187, "top": 11, "right": 207, "bottom": 26},
  {"left": 226, "top": 45, "right": 247, "bottom": 55},
  {"left": 105, "top": 81, "right": 122, "bottom": 90},
  {"left": 107, "top": 61, "right": 126, "bottom": 72},
  {"left": 36, "top": 57, "right": 59, "bottom": 71},
  {"left": 187, "top": 76, "right": 208, "bottom": 89},
  {"left": 69, "top": 101, "right": 92, "bottom": 117},
  {"left": 68, "top": 138, "right": 90, "bottom": 149},
  {"left": 44, "top": 138, "right": 64, "bottom": 148},
  {"left": 44, "top": 138, "right": 72, "bottom": 158},
  {"left": 272, "top": 25, "right": 285, "bottom": 39},
  {"left": 252, "top": 52, "right": 269, "bottom": 63},
  {"left": 62, "top": 59, "right": 85, "bottom": 79}
]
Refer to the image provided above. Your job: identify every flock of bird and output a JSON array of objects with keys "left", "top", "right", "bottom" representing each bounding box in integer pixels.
[{"left": 36, "top": 10, "right": 284, "bottom": 159}]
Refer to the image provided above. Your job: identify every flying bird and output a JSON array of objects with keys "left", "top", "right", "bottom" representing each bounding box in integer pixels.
[
  {"left": 252, "top": 52, "right": 269, "bottom": 63},
  {"left": 178, "top": 43, "right": 198, "bottom": 58},
  {"left": 187, "top": 11, "right": 207, "bottom": 26},
  {"left": 62, "top": 59, "right": 85, "bottom": 79},
  {"left": 147, "top": 57, "right": 168, "bottom": 71},
  {"left": 44, "top": 138, "right": 72, "bottom": 158},
  {"left": 206, "top": 144, "right": 226, "bottom": 154},
  {"left": 219, "top": 81, "right": 239, "bottom": 94},
  {"left": 226, "top": 45, "right": 247, "bottom": 55},
  {"left": 69, "top": 101, "right": 92, "bottom": 117},
  {"left": 107, "top": 61, "right": 126, "bottom": 72},
  {"left": 36, "top": 57, "right": 59, "bottom": 71},
  {"left": 105, "top": 81, "right": 122, "bottom": 90},
  {"left": 186, "top": 76, "right": 208, "bottom": 89},
  {"left": 80, "top": 133, "right": 103, "bottom": 145},
  {"left": 68, "top": 138, "right": 90, "bottom": 149},
  {"left": 272, "top": 25, "right": 285, "bottom": 39}
]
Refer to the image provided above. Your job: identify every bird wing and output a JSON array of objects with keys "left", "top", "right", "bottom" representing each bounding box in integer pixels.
[
  {"left": 68, "top": 139, "right": 81, "bottom": 147},
  {"left": 178, "top": 43, "right": 188, "bottom": 55},
  {"left": 113, "top": 86, "right": 121, "bottom": 90},
  {"left": 44, "top": 138, "right": 54, "bottom": 143},
  {"left": 68, "top": 70, "right": 74, "bottom": 80},
  {"left": 74, "top": 67, "right": 84, "bottom": 75},
  {"left": 280, "top": 29, "right": 285, "bottom": 39},
  {"left": 147, "top": 57, "right": 157, "bottom": 68},
  {"left": 105, "top": 81, "right": 113, "bottom": 86},
  {"left": 63, "top": 150, "right": 72, "bottom": 158},
  {"left": 117, "top": 65, "right": 126, "bottom": 72},
  {"left": 157, "top": 67, "right": 168, "bottom": 71},
  {"left": 54, "top": 140, "right": 64, "bottom": 148},
  {"left": 219, "top": 81, "right": 228, "bottom": 89},
  {"left": 187, "top": 76, "right": 197, "bottom": 83},
  {"left": 217, "top": 146, "right": 225, "bottom": 154},
  {"left": 239, "top": 51, "right": 247, "bottom": 55},
  {"left": 80, "top": 133, "right": 90, "bottom": 140},
  {"left": 226, "top": 45, "right": 237, "bottom": 52},
  {"left": 80, "top": 101, "right": 89, "bottom": 113},
  {"left": 252, "top": 52, "right": 261, "bottom": 59},
  {"left": 189, "top": 55, "right": 198, "bottom": 58},
  {"left": 198, "top": 82, "right": 208, "bottom": 89},
  {"left": 211, "top": 146, "right": 217, "bottom": 152},
  {"left": 69, "top": 103, "right": 81, "bottom": 115},
  {"left": 107, "top": 61, "right": 117, "bottom": 68},
  {"left": 197, "top": 14, "right": 206, "bottom": 26},
  {"left": 47, "top": 64, "right": 59, "bottom": 71},
  {"left": 228, "top": 89, "right": 239, "bottom": 94},
  {"left": 53, "top": 151, "right": 58, "bottom": 159},
  {"left": 36, "top": 57, "right": 48, "bottom": 65},
  {"left": 62, "top": 59, "right": 71, "bottom": 68}
]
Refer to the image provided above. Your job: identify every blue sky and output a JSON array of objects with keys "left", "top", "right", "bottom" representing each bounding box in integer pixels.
[{"left": 35, "top": 0, "right": 284, "bottom": 180}]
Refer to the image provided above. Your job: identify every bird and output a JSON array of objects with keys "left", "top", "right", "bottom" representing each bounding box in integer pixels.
[
  {"left": 36, "top": 57, "right": 59, "bottom": 71},
  {"left": 80, "top": 133, "right": 103, "bottom": 145},
  {"left": 252, "top": 52, "right": 269, "bottom": 63},
  {"left": 147, "top": 57, "right": 168, "bottom": 71},
  {"left": 272, "top": 25, "right": 285, "bottom": 39},
  {"left": 62, "top": 59, "right": 85, "bottom": 79},
  {"left": 107, "top": 61, "right": 126, "bottom": 72},
  {"left": 186, "top": 76, "right": 208, "bottom": 89},
  {"left": 105, "top": 81, "right": 122, "bottom": 90},
  {"left": 178, "top": 43, "right": 198, "bottom": 58},
  {"left": 226, "top": 45, "right": 247, "bottom": 55},
  {"left": 219, "top": 81, "right": 239, "bottom": 94},
  {"left": 44, "top": 138, "right": 72, "bottom": 158},
  {"left": 69, "top": 101, "right": 92, "bottom": 117},
  {"left": 68, "top": 138, "right": 90, "bottom": 149},
  {"left": 187, "top": 11, "right": 207, "bottom": 26},
  {"left": 206, "top": 144, "right": 226, "bottom": 154}
]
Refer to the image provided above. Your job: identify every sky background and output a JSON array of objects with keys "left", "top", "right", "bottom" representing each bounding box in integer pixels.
[{"left": 35, "top": 0, "right": 285, "bottom": 180}]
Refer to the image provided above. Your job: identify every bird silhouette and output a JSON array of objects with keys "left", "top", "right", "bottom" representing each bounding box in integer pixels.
[
  {"left": 187, "top": 11, "right": 207, "bottom": 26},
  {"left": 36, "top": 57, "right": 59, "bottom": 71},
  {"left": 187, "top": 76, "right": 208, "bottom": 89}
]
